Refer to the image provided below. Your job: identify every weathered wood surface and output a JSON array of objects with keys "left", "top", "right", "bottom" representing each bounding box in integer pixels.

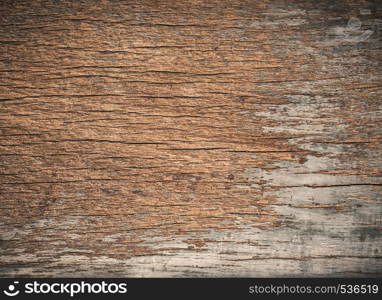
[{"left": 0, "top": 0, "right": 381, "bottom": 277}]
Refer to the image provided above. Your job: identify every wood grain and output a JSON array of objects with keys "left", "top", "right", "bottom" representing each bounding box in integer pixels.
[{"left": 0, "top": 0, "right": 381, "bottom": 277}]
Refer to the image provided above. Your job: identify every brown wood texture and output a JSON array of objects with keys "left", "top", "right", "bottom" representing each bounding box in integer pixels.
[{"left": 0, "top": 0, "right": 381, "bottom": 277}]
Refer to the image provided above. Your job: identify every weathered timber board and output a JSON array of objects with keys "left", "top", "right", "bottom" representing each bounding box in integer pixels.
[{"left": 0, "top": 0, "right": 381, "bottom": 277}]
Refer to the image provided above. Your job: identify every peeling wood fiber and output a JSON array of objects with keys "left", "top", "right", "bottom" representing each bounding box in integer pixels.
[{"left": 0, "top": 0, "right": 381, "bottom": 277}]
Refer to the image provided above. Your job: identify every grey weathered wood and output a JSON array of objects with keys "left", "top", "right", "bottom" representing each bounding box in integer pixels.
[{"left": 0, "top": 0, "right": 381, "bottom": 277}]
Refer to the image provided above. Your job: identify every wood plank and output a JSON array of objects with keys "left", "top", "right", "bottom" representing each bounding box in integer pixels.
[{"left": 0, "top": 0, "right": 381, "bottom": 277}]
